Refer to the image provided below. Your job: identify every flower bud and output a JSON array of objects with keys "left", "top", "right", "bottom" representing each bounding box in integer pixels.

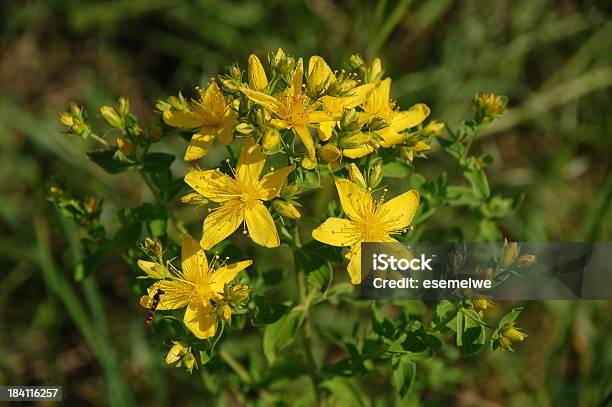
[
  {"left": 516, "top": 254, "right": 536, "bottom": 268},
  {"left": 117, "top": 97, "right": 130, "bottom": 117},
  {"left": 248, "top": 54, "right": 268, "bottom": 91},
  {"left": 100, "top": 105, "right": 123, "bottom": 128},
  {"left": 367, "top": 159, "right": 383, "bottom": 189},
  {"left": 338, "top": 132, "right": 372, "bottom": 149},
  {"left": 280, "top": 184, "right": 302, "bottom": 201},
  {"left": 347, "top": 163, "right": 367, "bottom": 189},
  {"left": 144, "top": 237, "right": 163, "bottom": 257},
  {"left": 499, "top": 241, "right": 519, "bottom": 268},
  {"left": 83, "top": 196, "right": 101, "bottom": 216},
  {"left": 472, "top": 298, "right": 493, "bottom": 311},
  {"left": 180, "top": 192, "right": 208, "bottom": 206},
  {"left": 261, "top": 127, "right": 281, "bottom": 152},
  {"left": 272, "top": 199, "right": 301, "bottom": 220},
  {"left": 422, "top": 120, "right": 445, "bottom": 137},
  {"left": 148, "top": 126, "right": 163, "bottom": 142},
  {"left": 367, "top": 58, "right": 384, "bottom": 82},
  {"left": 235, "top": 122, "right": 256, "bottom": 135},
  {"left": 166, "top": 341, "right": 197, "bottom": 373},
  {"left": 301, "top": 156, "right": 317, "bottom": 170},
  {"left": 317, "top": 143, "right": 341, "bottom": 162},
  {"left": 116, "top": 137, "right": 135, "bottom": 156},
  {"left": 499, "top": 321, "right": 528, "bottom": 351},
  {"left": 474, "top": 93, "right": 508, "bottom": 124}
]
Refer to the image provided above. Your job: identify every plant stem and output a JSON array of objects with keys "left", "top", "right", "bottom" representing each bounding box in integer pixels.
[{"left": 291, "top": 225, "right": 324, "bottom": 406}]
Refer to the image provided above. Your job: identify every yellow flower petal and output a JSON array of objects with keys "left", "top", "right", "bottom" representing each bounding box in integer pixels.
[
  {"left": 346, "top": 244, "right": 362, "bottom": 285},
  {"left": 240, "top": 87, "right": 282, "bottom": 117},
  {"left": 184, "top": 132, "right": 215, "bottom": 161},
  {"left": 307, "top": 111, "right": 334, "bottom": 124},
  {"left": 390, "top": 103, "right": 430, "bottom": 132},
  {"left": 342, "top": 144, "right": 375, "bottom": 159},
  {"left": 201, "top": 202, "right": 244, "bottom": 250},
  {"left": 216, "top": 119, "right": 235, "bottom": 145},
  {"left": 248, "top": 54, "right": 268, "bottom": 91},
  {"left": 320, "top": 95, "right": 345, "bottom": 117},
  {"left": 258, "top": 165, "right": 294, "bottom": 200},
  {"left": 183, "top": 301, "right": 217, "bottom": 339},
  {"left": 293, "top": 125, "right": 316, "bottom": 160},
  {"left": 184, "top": 169, "right": 238, "bottom": 203},
  {"left": 210, "top": 260, "right": 253, "bottom": 293},
  {"left": 244, "top": 202, "right": 280, "bottom": 248},
  {"left": 335, "top": 179, "right": 374, "bottom": 222},
  {"left": 201, "top": 82, "right": 225, "bottom": 112},
  {"left": 317, "top": 121, "right": 335, "bottom": 142},
  {"left": 140, "top": 280, "right": 192, "bottom": 310},
  {"left": 163, "top": 110, "right": 203, "bottom": 129},
  {"left": 341, "top": 83, "right": 376, "bottom": 109},
  {"left": 378, "top": 190, "right": 419, "bottom": 232},
  {"left": 236, "top": 137, "right": 265, "bottom": 185},
  {"left": 181, "top": 234, "right": 208, "bottom": 283},
  {"left": 312, "top": 217, "right": 357, "bottom": 247}
]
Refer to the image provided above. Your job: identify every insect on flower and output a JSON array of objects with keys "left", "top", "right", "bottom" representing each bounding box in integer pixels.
[{"left": 144, "top": 288, "right": 165, "bottom": 326}]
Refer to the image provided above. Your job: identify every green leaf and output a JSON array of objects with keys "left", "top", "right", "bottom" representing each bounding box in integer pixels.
[
  {"left": 456, "top": 309, "right": 486, "bottom": 356},
  {"left": 307, "top": 262, "right": 332, "bottom": 292},
  {"left": 296, "top": 240, "right": 343, "bottom": 274},
  {"left": 263, "top": 308, "right": 304, "bottom": 364},
  {"left": 252, "top": 295, "right": 290, "bottom": 326},
  {"left": 392, "top": 356, "right": 416, "bottom": 399},
  {"left": 87, "top": 149, "right": 133, "bottom": 174},
  {"left": 321, "top": 377, "right": 368, "bottom": 407},
  {"left": 463, "top": 157, "right": 490, "bottom": 200},
  {"left": 382, "top": 159, "right": 412, "bottom": 178},
  {"left": 141, "top": 152, "right": 175, "bottom": 173}
]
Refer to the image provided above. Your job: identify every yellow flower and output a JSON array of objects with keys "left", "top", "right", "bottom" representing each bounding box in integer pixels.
[
  {"left": 163, "top": 82, "right": 237, "bottom": 161},
  {"left": 499, "top": 321, "right": 528, "bottom": 351},
  {"left": 184, "top": 138, "right": 294, "bottom": 249},
  {"left": 343, "top": 79, "right": 430, "bottom": 159},
  {"left": 307, "top": 55, "right": 375, "bottom": 142},
  {"left": 240, "top": 58, "right": 333, "bottom": 162},
  {"left": 312, "top": 179, "right": 419, "bottom": 284},
  {"left": 140, "top": 234, "right": 252, "bottom": 339}
]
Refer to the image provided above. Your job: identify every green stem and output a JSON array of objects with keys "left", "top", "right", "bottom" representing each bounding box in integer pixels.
[
  {"left": 139, "top": 170, "right": 187, "bottom": 235},
  {"left": 291, "top": 226, "right": 324, "bottom": 407}
]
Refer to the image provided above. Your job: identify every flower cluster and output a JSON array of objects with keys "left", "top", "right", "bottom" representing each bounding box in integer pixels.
[{"left": 159, "top": 50, "right": 441, "bottom": 280}]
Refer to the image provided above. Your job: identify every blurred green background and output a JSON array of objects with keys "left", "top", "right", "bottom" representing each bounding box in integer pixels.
[{"left": 0, "top": 0, "right": 611, "bottom": 406}]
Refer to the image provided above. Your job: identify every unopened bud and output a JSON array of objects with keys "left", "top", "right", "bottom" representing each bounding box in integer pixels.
[
  {"left": 100, "top": 106, "right": 123, "bottom": 128},
  {"left": 83, "top": 196, "right": 101, "bottom": 216},
  {"left": 499, "top": 241, "right": 520, "bottom": 268},
  {"left": 367, "top": 159, "right": 383, "bottom": 188},
  {"left": 474, "top": 93, "right": 508, "bottom": 124},
  {"left": 235, "top": 122, "right": 256, "bottom": 135},
  {"left": 516, "top": 254, "right": 536, "bottom": 268},
  {"left": 272, "top": 199, "right": 301, "bottom": 220},
  {"left": 422, "top": 120, "right": 445, "bottom": 137},
  {"left": 248, "top": 54, "right": 268, "bottom": 91},
  {"left": 117, "top": 137, "right": 135, "bottom": 156},
  {"left": 301, "top": 156, "right": 317, "bottom": 170},
  {"left": 117, "top": 97, "right": 130, "bottom": 117},
  {"left": 347, "top": 163, "right": 367, "bottom": 189},
  {"left": 261, "top": 127, "right": 281, "bottom": 152},
  {"left": 144, "top": 237, "right": 163, "bottom": 257},
  {"left": 338, "top": 132, "right": 371, "bottom": 149},
  {"left": 317, "top": 143, "right": 341, "bottom": 162}
]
